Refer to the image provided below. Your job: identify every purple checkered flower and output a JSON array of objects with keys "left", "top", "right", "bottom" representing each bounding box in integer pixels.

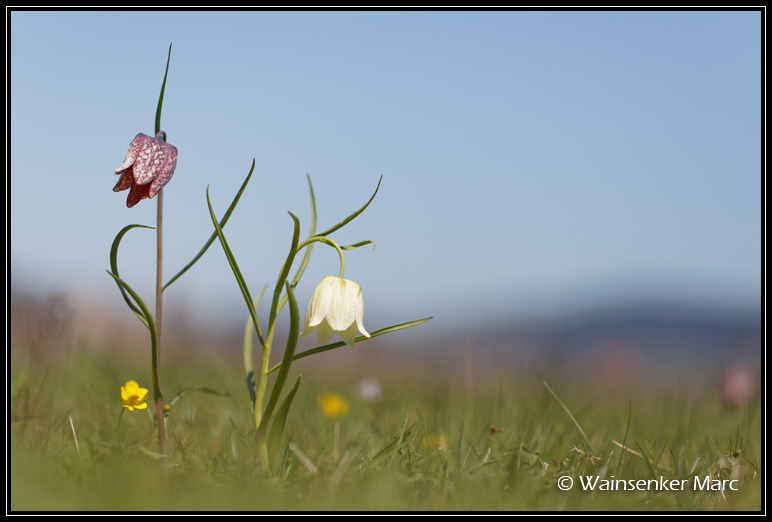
[{"left": 113, "top": 132, "right": 178, "bottom": 208}]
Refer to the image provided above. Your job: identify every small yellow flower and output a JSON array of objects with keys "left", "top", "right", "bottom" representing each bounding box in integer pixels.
[
  {"left": 301, "top": 276, "right": 370, "bottom": 347},
  {"left": 421, "top": 432, "right": 449, "bottom": 451},
  {"left": 120, "top": 380, "right": 149, "bottom": 411},
  {"left": 318, "top": 392, "right": 350, "bottom": 419}
]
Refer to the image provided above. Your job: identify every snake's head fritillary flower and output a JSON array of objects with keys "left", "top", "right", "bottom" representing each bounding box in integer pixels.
[
  {"left": 121, "top": 380, "right": 150, "bottom": 411},
  {"left": 318, "top": 392, "right": 350, "bottom": 419},
  {"left": 113, "top": 132, "right": 178, "bottom": 208},
  {"left": 300, "top": 276, "right": 370, "bottom": 347}
]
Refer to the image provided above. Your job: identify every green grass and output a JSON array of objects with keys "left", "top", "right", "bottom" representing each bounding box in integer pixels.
[{"left": 10, "top": 345, "right": 762, "bottom": 511}]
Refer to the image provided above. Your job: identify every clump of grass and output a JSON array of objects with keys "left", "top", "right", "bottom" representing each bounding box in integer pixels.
[{"left": 10, "top": 343, "right": 761, "bottom": 511}]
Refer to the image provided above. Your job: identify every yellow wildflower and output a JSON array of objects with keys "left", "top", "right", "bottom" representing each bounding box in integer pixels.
[
  {"left": 421, "top": 432, "right": 449, "bottom": 451},
  {"left": 318, "top": 392, "right": 350, "bottom": 419},
  {"left": 121, "top": 380, "right": 149, "bottom": 411}
]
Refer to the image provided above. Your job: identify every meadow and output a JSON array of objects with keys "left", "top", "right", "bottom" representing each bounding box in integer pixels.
[{"left": 9, "top": 304, "right": 762, "bottom": 512}]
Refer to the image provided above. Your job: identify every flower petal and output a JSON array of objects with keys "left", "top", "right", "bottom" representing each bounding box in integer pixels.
[
  {"left": 114, "top": 133, "right": 150, "bottom": 175},
  {"left": 315, "top": 319, "right": 334, "bottom": 345},
  {"left": 338, "top": 321, "right": 358, "bottom": 347},
  {"left": 147, "top": 142, "right": 178, "bottom": 198},
  {"left": 325, "top": 279, "right": 357, "bottom": 332},
  {"left": 112, "top": 169, "right": 134, "bottom": 192},
  {"left": 355, "top": 287, "right": 370, "bottom": 339},
  {"left": 126, "top": 180, "right": 152, "bottom": 208},
  {"left": 132, "top": 134, "right": 168, "bottom": 185},
  {"left": 305, "top": 276, "right": 336, "bottom": 328},
  {"left": 300, "top": 319, "right": 316, "bottom": 338}
]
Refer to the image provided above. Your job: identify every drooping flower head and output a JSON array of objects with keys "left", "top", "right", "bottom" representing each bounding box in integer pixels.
[
  {"left": 113, "top": 132, "right": 178, "bottom": 208},
  {"left": 300, "top": 276, "right": 370, "bottom": 347},
  {"left": 121, "top": 380, "right": 149, "bottom": 411}
]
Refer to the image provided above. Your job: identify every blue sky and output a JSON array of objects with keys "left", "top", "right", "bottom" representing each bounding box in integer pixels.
[{"left": 10, "top": 11, "right": 761, "bottom": 336}]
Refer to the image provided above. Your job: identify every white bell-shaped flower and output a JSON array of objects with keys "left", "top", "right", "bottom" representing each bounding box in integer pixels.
[{"left": 301, "top": 276, "right": 370, "bottom": 347}]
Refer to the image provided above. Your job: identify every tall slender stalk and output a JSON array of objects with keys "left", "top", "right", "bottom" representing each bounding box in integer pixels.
[
  {"left": 155, "top": 189, "right": 167, "bottom": 454},
  {"left": 151, "top": 44, "right": 172, "bottom": 455}
]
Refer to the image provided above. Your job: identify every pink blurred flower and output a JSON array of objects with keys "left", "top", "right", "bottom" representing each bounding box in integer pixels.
[
  {"left": 718, "top": 363, "right": 755, "bottom": 408},
  {"left": 355, "top": 376, "right": 383, "bottom": 402},
  {"left": 113, "top": 132, "right": 178, "bottom": 208}
]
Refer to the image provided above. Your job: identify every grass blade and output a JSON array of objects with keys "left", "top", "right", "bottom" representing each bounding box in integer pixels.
[
  {"left": 543, "top": 380, "right": 595, "bottom": 456},
  {"left": 618, "top": 398, "right": 632, "bottom": 477},
  {"left": 635, "top": 440, "right": 658, "bottom": 479}
]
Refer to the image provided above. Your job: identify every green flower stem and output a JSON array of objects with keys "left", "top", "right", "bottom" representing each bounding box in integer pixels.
[
  {"left": 257, "top": 280, "right": 300, "bottom": 473},
  {"left": 296, "top": 236, "right": 346, "bottom": 278},
  {"left": 259, "top": 280, "right": 300, "bottom": 436},
  {"left": 154, "top": 189, "right": 167, "bottom": 455},
  {"left": 256, "top": 236, "right": 347, "bottom": 427},
  {"left": 151, "top": 43, "right": 172, "bottom": 456},
  {"left": 253, "top": 330, "right": 271, "bottom": 432},
  {"left": 256, "top": 214, "right": 300, "bottom": 436},
  {"left": 243, "top": 286, "right": 266, "bottom": 414}
]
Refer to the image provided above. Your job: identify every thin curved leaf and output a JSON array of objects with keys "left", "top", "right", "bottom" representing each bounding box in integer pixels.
[
  {"left": 244, "top": 285, "right": 267, "bottom": 412},
  {"left": 316, "top": 175, "right": 382, "bottom": 237},
  {"left": 109, "top": 224, "right": 155, "bottom": 327},
  {"left": 291, "top": 175, "right": 317, "bottom": 287},
  {"left": 168, "top": 385, "right": 230, "bottom": 408},
  {"left": 266, "top": 212, "right": 301, "bottom": 346},
  {"left": 164, "top": 159, "right": 256, "bottom": 290},
  {"left": 105, "top": 270, "right": 161, "bottom": 402},
  {"left": 260, "top": 280, "right": 300, "bottom": 436},
  {"left": 267, "top": 316, "right": 433, "bottom": 374},
  {"left": 268, "top": 375, "right": 301, "bottom": 475},
  {"left": 341, "top": 240, "right": 375, "bottom": 251},
  {"left": 273, "top": 175, "right": 317, "bottom": 323},
  {"left": 206, "top": 186, "right": 266, "bottom": 350},
  {"left": 154, "top": 44, "right": 172, "bottom": 136}
]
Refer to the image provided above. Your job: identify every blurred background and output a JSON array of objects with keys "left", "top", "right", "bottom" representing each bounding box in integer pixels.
[{"left": 10, "top": 12, "right": 761, "bottom": 396}]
